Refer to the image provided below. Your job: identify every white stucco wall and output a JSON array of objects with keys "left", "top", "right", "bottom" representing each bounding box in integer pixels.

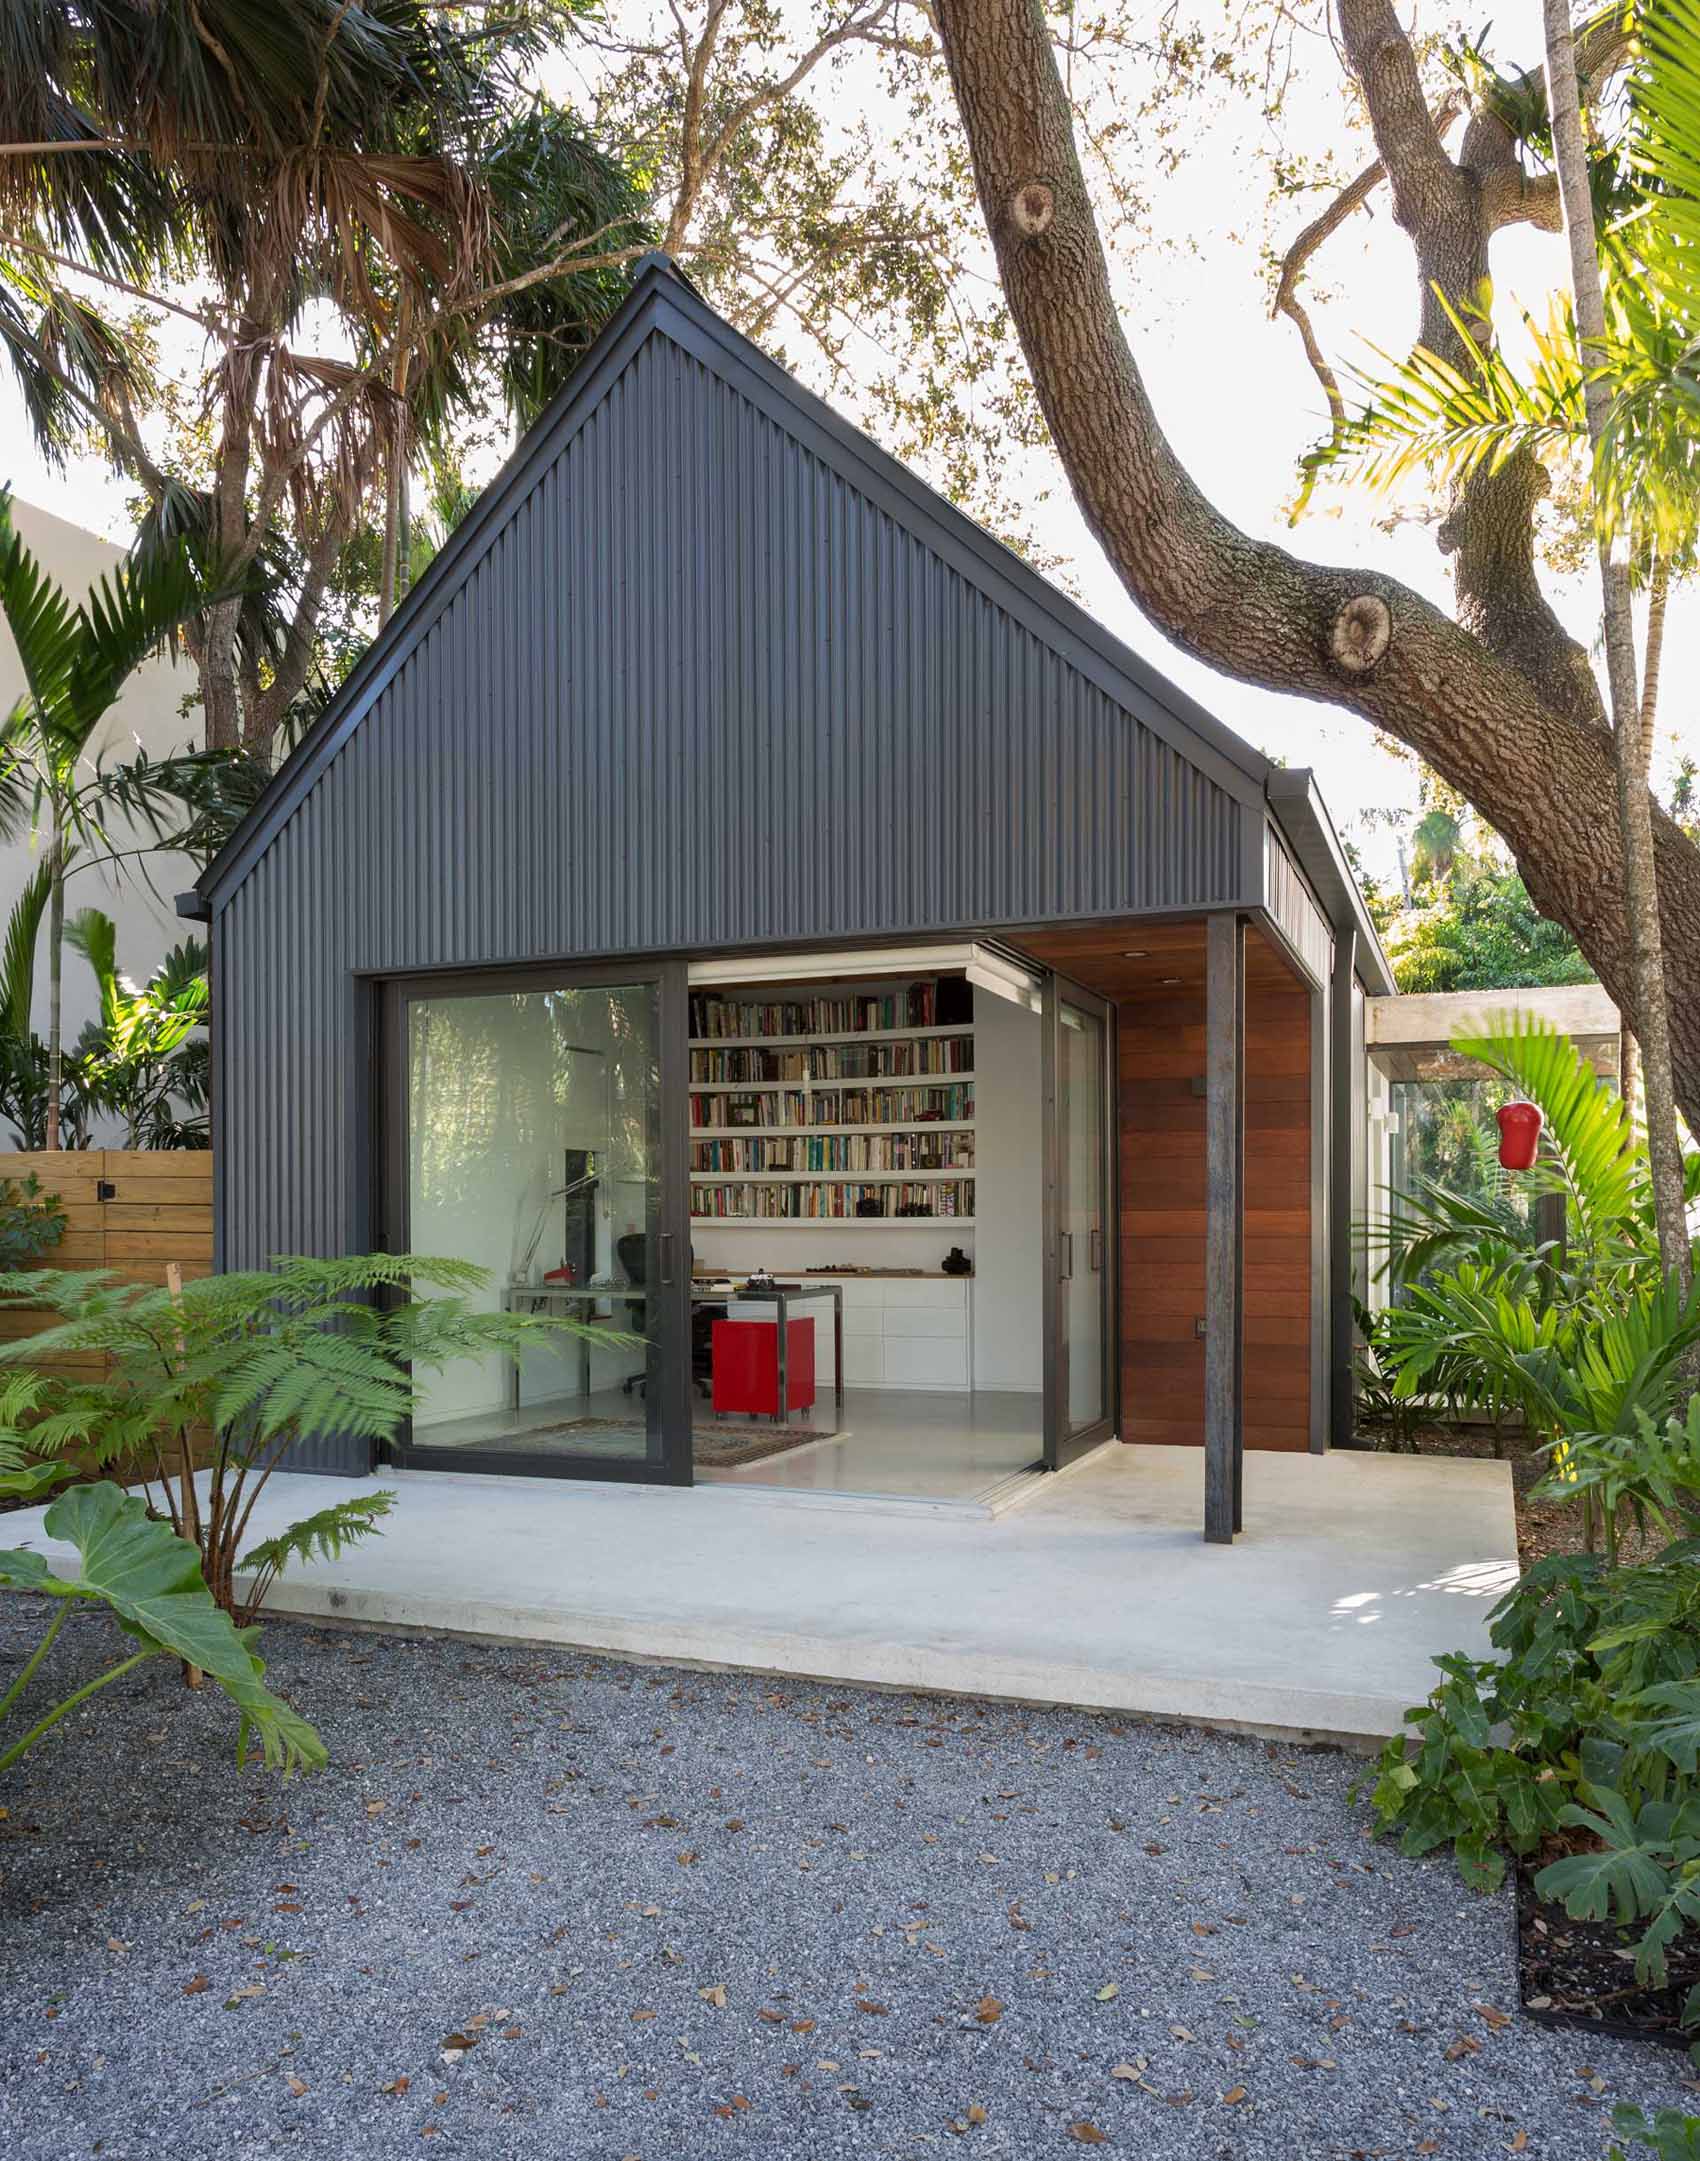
[{"left": 0, "top": 499, "right": 203, "bottom": 1045}]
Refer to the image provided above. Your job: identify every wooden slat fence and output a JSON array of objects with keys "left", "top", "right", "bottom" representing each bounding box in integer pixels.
[{"left": 0, "top": 1150, "right": 213, "bottom": 1376}]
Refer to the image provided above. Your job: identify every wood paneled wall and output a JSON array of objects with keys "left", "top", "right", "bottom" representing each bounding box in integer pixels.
[
  {"left": 0, "top": 1151, "right": 213, "bottom": 1372},
  {"left": 1118, "top": 939, "right": 1313, "bottom": 1450}
]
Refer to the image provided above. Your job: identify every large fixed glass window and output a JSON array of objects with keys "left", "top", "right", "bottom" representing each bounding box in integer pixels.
[{"left": 400, "top": 976, "right": 671, "bottom": 1471}]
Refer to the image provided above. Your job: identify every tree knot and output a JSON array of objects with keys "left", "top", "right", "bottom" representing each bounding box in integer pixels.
[
  {"left": 1007, "top": 182, "right": 1055, "bottom": 238},
  {"left": 1330, "top": 594, "right": 1392, "bottom": 674}
]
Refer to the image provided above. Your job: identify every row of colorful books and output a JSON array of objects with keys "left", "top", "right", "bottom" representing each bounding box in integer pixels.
[{"left": 688, "top": 1180, "right": 975, "bottom": 1220}]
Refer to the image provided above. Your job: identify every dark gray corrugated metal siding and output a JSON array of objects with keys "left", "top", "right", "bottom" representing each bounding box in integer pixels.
[{"left": 214, "top": 317, "right": 1254, "bottom": 1469}]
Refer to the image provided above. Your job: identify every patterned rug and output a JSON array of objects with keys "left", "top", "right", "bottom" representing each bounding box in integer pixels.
[{"left": 529, "top": 1415, "right": 842, "bottom": 1470}]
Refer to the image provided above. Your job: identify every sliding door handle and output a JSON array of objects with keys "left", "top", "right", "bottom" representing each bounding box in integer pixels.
[
  {"left": 658, "top": 1231, "right": 676, "bottom": 1287},
  {"left": 1090, "top": 1224, "right": 1102, "bottom": 1273},
  {"left": 1060, "top": 1231, "right": 1074, "bottom": 1281}
]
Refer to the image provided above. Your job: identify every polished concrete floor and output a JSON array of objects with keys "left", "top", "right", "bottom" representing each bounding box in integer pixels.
[
  {"left": 698, "top": 1388, "right": 1040, "bottom": 1499},
  {"left": 410, "top": 1387, "right": 1042, "bottom": 1501},
  {"left": 11, "top": 1446, "right": 1519, "bottom": 1743}
]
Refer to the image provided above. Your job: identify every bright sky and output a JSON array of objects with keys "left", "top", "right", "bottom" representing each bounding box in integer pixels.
[{"left": 3, "top": 0, "right": 1691, "bottom": 887}]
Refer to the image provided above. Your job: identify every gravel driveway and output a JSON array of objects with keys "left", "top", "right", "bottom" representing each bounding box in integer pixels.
[{"left": 0, "top": 1596, "right": 1692, "bottom": 2160}]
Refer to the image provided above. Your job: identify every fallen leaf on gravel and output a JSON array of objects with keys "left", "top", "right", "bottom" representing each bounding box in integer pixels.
[
  {"left": 1067, "top": 2124, "right": 1108, "bottom": 2145},
  {"left": 1190, "top": 1923, "right": 1217, "bottom": 1938},
  {"left": 975, "top": 1997, "right": 1005, "bottom": 2025},
  {"left": 856, "top": 2000, "right": 889, "bottom": 2015},
  {"left": 698, "top": 1985, "right": 727, "bottom": 2008},
  {"left": 631, "top": 2009, "right": 657, "bottom": 2023},
  {"left": 384, "top": 2077, "right": 411, "bottom": 2096},
  {"left": 1094, "top": 1983, "right": 1119, "bottom": 2002},
  {"left": 967, "top": 2104, "right": 987, "bottom": 2125},
  {"left": 440, "top": 2033, "right": 479, "bottom": 2052},
  {"left": 676, "top": 1850, "right": 699, "bottom": 1866},
  {"left": 182, "top": 1975, "right": 209, "bottom": 1996},
  {"left": 1509, "top": 2137, "right": 1528, "bottom": 2154},
  {"left": 1110, "top": 2063, "right": 1145, "bottom": 2082},
  {"left": 365, "top": 1800, "right": 385, "bottom": 1815},
  {"left": 286, "top": 2078, "right": 308, "bottom": 2098},
  {"left": 790, "top": 2019, "right": 815, "bottom": 2034},
  {"left": 1444, "top": 2036, "right": 1481, "bottom": 2062},
  {"left": 1221, "top": 2086, "right": 1247, "bottom": 2105},
  {"left": 1477, "top": 2005, "right": 1512, "bottom": 2031},
  {"left": 757, "top": 2009, "right": 785, "bottom": 2023}
]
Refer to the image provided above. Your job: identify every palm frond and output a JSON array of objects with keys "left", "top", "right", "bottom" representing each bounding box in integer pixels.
[
  {"left": 1448, "top": 1016, "right": 1639, "bottom": 1253},
  {"left": 0, "top": 856, "right": 52, "bottom": 1038}
]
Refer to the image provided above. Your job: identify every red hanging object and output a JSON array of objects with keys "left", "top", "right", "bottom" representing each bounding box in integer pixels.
[{"left": 1496, "top": 1100, "right": 1544, "bottom": 1171}]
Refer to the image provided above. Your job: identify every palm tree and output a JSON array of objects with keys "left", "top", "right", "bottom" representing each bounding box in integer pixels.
[
  {"left": 0, "top": 497, "right": 208, "bottom": 1147},
  {"left": 0, "top": 4, "right": 649, "bottom": 753}
]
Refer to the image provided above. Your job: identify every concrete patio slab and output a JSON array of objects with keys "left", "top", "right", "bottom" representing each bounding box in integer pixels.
[{"left": 3, "top": 1443, "right": 1518, "bottom": 1746}]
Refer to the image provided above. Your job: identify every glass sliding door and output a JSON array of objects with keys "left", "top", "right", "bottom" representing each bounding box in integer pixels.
[
  {"left": 383, "top": 962, "right": 690, "bottom": 1482},
  {"left": 1043, "top": 975, "right": 1117, "bottom": 1468}
]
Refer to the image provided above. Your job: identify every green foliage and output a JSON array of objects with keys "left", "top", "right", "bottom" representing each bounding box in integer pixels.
[
  {"left": 0, "top": 1172, "right": 64, "bottom": 1267},
  {"left": 1365, "top": 1544, "right": 1700, "bottom": 2005},
  {"left": 67, "top": 915, "right": 210, "bottom": 1148},
  {"left": 0, "top": 1251, "right": 615, "bottom": 1625},
  {"left": 1369, "top": 1022, "right": 1700, "bottom": 1551},
  {"left": 1377, "top": 858, "right": 1594, "bottom": 996},
  {"left": 1613, "top": 2107, "right": 1700, "bottom": 2161},
  {"left": 1449, "top": 1015, "right": 1638, "bottom": 1253},
  {"left": 238, "top": 1493, "right": 396, "bottom": 1616},
  {"left": 0, "top": 1481, "right": 323, "bottom": 1776},
  {"left": 1536, "top": 1788, "right": 1700, "bottom": 1987}
]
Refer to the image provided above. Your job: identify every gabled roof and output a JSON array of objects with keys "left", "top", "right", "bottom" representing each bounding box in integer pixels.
[{"left": 192, "top": 250, "right": 1380, "bottom": 985}]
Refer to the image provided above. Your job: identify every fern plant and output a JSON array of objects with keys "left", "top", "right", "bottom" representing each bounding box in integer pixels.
[{"left": 0, "top": 1254, "right": 612, "bottom": 1625}]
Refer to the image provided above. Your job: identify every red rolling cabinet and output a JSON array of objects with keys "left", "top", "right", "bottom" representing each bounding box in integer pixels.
[{"left": 711, "top": 1317, "right": 816, "bottom": 1419}]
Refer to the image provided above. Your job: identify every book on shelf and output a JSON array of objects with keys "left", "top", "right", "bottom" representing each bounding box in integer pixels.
[
  {"left": 689, "top": 979, "right": 963, "bottom": 1040},
  {"left": 689, "top": 1179, "right": 976, "bottom": 1221},
  {"left": 691, "top": 1132, "right": 976, "bottom": 1174},
  {"left": 689, "top": 1035, "right": 971, "bottom": 1086}
]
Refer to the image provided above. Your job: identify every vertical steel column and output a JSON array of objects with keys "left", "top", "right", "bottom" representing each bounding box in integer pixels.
[{"left": 1204, "top": 914, "right": 1245, "bottom": 1543}]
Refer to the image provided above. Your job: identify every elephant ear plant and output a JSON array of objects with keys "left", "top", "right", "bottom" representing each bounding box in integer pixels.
[
  {"left": 0, "top": 1482, "right": 323, "bottom": 1774},
  {"left": 0, "top": 1254, "right": 609, "bottom": 1769}
]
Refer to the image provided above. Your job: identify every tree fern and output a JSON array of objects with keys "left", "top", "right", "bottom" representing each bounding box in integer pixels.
[{"left": 0, "top": 1252, "right": 614, "bottom": 1625}]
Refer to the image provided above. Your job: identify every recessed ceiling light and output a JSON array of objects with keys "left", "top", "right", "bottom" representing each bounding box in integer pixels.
[
  {"left": 1160, "top": 975, "right": 1182, "bottom": 985},
  {"left": 1121, "top": 949, "right": 1148, "bottom": 959}
]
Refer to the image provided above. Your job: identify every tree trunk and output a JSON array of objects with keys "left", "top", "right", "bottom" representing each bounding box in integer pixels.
[
  {"left": 929, "top": 0, "right": 1700, "bottom": 1134},
  {"left": 1543, "top": 0, "right": 1690, "bottom": 1286},
  {"left": 44, "top": 832, "right": 62, "bottom": 1152},
  {"left": 1623, "top": 559, "right": 1671, "bottom": 1118}
]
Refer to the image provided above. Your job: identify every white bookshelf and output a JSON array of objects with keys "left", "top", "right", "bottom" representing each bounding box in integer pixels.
[{"left": 688, "top": 981, "right": 974, "bottom": 1228}]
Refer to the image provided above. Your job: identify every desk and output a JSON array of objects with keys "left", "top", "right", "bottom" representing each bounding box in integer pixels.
[
  {"left": 501, "top": 1281, "right": 846, "bottom": 1418},
  {"left": 703, "top": 1283, "right": 845, "bottom": 1418},
  {"left": 501, "top": 1282, "right": 642, "bottom": 1411}
]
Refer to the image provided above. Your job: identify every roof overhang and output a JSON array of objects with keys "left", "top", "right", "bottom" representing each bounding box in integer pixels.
[{"left": 1264, "top": 767, "right": 1396, "bottom": 996}]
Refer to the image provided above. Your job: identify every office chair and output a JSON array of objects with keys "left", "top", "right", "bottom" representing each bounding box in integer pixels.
[{"left": 618, "top": 1234, "right": 722, "bottom": 1401}]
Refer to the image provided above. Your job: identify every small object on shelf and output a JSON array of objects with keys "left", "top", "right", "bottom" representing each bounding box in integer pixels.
[
  {"left": 543, "top": 1263, "right": 575, "bottom": 1284},
  {"left": 941, "top": 1245, "right": 972, "bottom": 1276},
  {"left": 855, "top": 1196, "right": 883, "bottom": 1217},
  {"left": 741, "top": 1267, "right": 777, "bottom": 1296}
]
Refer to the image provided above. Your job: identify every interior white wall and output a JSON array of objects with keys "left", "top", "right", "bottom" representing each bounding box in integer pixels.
[
  {"left": 0, "top": 503, "right": 201, "bottom": 1077},
  {"left": 688, "top": 973, "right": 1040, "bottom": 1395},
  {"left": 409, "top": 986, "right": 655, "bottom": 1428},
  {"left": 691, "top": 977, "right": 1043, "bottom": 1390},
  {"left": 969, "top": 992, "right": 1043, "bottom": 1391}
]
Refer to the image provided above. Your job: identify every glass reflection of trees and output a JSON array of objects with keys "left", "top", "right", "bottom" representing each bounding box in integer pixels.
[{"left": 409, "top": 987, "right": 659, "bottom": 1220}]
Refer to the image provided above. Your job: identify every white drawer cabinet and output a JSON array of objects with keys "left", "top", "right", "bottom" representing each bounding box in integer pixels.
[{"left": 716, "top": 1276, "right": 972, "bottom": 1393}]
